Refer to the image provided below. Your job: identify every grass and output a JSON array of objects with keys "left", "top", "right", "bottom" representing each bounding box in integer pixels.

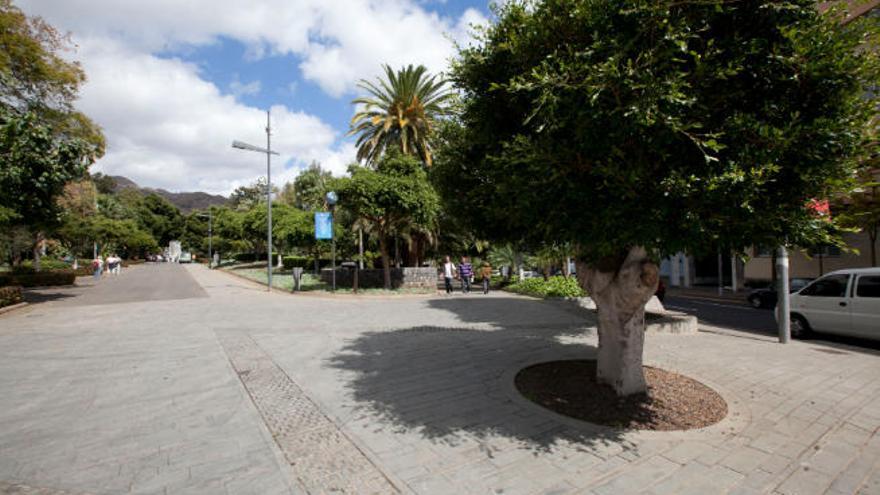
[{"left": 225, "top": 266, "right": 436, "bottom": 295}]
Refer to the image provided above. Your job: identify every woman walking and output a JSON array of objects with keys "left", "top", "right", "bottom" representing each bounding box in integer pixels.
[{"left": 480, "top": 261, "right": 492, "bottom": 294}]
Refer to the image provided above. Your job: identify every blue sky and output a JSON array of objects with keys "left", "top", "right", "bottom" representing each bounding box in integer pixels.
[{"left": 19, "top": 0, "right": 493, "bottom": 194}]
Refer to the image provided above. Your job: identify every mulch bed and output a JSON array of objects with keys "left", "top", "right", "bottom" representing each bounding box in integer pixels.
[{"left": 515, "top": 360, "right": 727, "bottom": 431}]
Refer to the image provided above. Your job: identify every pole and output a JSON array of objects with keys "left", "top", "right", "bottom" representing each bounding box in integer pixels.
[
  {"left": 266, "top": 109, "right": 272, "bottom": 292},
  {"left": 331, "top": 208, "right": 336, "bottom": 291},
  {"left": 717, "top": 250, "right": 723, "bottom": 296},
  {"left": 730, "top": 251, "right": 737, "bottom": 293},
  {"left": 777, "top": 245, "right": 791, "bottom": 343},
  {"left": 208, "top": 212, "right": 213, "bottom": 269}
]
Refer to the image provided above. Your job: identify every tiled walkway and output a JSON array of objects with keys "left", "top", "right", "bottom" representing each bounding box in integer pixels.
[{"left": 1, "top": 264, "right": 878, "bottom": 494}]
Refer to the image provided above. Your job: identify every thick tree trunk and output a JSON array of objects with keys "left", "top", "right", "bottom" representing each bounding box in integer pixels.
[
  {"left": 379, "top": 236, "right": 392, "bottom": 289},
  {"left": 576, "top": 247, "right": 659, "bottom": 396}
]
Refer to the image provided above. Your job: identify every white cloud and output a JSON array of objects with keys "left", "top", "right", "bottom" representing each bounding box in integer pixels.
[
  {"left": 229, "top": 77, "right": 262, "bottom": 98},
  {"left": 76, "top": 39, "right": 350, "bottom": 195},
  {"left": 20, "top": 0, "right": 488, "bottom": 96},
  {"left": 16, "top": 0, "right": 488, "bottom": 194}
]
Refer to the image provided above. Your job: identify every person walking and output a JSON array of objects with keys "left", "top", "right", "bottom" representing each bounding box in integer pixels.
[
  {"left": 458, "top": 256, "right": 473, "bottom": 294},
  {"left": 92, "top": 256, "right": 103, "bottom": 280},
  {"left": 480, "top": 261, "right": 492, "bottom": 294},
  {"left": 442, "top": 256, "right": 456, "bottom": 294}
]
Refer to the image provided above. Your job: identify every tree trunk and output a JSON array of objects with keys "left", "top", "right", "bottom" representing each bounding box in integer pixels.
[
  {"left": 379, "top": 236, "right": 392, "bottom": 289},
  {"left": 576, "top": 247, "right": 659, "bottom": 396},
  {"left": 33, "top": 231, "right": 45, "bottom": 272},
  {"left": 870, "top": 227, "right": 877, "bottom": 267}
]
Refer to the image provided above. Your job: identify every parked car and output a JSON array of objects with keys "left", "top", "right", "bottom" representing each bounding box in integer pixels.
[
  {"left": 779, "top": 268, "right": 880, "bottom": 339},
  {"left": 179, "top": 251, "right": 193, "bottom": 263},
  {"left": 747, "top": 278, "right": 813, "bottom": 309}
]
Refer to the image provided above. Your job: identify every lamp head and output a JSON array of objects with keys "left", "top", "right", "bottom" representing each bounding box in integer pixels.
[{"left": 325, "top": 191, "right": 338, "bottom": 206}]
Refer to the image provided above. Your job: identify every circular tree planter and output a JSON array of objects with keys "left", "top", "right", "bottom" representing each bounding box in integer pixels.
[{"left": 515, "top": 360, "right": 727, "bottom": 431}]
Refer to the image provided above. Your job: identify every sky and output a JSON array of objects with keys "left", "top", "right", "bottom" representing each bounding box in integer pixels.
[{"left": 18, "top": 0, "right": 493, "bottom": 196}]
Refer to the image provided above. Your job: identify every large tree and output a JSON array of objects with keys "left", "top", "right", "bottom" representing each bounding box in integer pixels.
[
  {"left": 349, "top": 64, "right": 456, "bottom": 167},
  {"left": 0, "top": 1, "right": 104, "bottom": 268},
  {"left": 435, "top": 0, "right": 879, "bottom": 395},
  {"left": 336, "top": 151, "right": 440, "bottom": 288}
]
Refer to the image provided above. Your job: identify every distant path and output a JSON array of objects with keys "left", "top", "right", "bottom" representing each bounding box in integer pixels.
[{"left": 25, "top": 262, "right": 207, "bottom": 307}]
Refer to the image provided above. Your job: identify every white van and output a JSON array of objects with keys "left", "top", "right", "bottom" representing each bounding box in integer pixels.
[{"left": 784, "top": 268, "right": 880, "bottom": 340}]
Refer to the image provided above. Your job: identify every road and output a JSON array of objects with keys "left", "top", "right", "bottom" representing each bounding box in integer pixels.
[
  {"left": 24, "top": 262, "right": 207, "bottom": 306},
  {"left": 665, "top": 294, "right": 880, "bottom": 350}
]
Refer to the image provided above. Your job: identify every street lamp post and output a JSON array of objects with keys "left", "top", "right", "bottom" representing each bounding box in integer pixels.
[
  {"left": 326, "top": 191, "right": 338, "bottom": 291},
  {"left": 197, "top": 211, "right": 213, "bottom": 268},
  {"left": 233, "top": 110, "right": 279, "bottom": 292}
]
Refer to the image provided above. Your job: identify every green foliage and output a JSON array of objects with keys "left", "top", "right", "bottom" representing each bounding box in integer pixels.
[
  {"left": 230, "top": 177, "right": 275, "bottom": 211},
  {"left": 0, "top": 269, "right": 75, "bottom": 287},
  {"left": 349, "top": 64, "right": 456, "bottom": 166},
  {"left": 0, "top": 0, "right": 104, "bottom": 155},
  {"left": 0, "top": 285, "right": 22, "bottom": 308},
  {"left": 335, "top": 151, "right": 441, "bottom": 286},
  {"left": 436, "top": 0, "right": 880, "bottom": 262},
  {"left": 0, "top": 109, "right": 93, "bottom": 229},
  {"left": 507, "top": 276, "right": 585, "bottom": 298},
  {"left": 281, "top": 255, "right": 310, "bottom": 269},
  {"left": 290, "top": 162, "right": 332, "bottom": 210}
]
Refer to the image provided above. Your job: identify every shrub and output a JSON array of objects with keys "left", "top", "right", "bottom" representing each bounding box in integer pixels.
[
  {"left": 0, "top": 270, "right": 76, "bottom": 287},
  {"left": 0, "top": 286, "right": 23, "bottom": 308},
  {"left": 506, "top": 276, "right": 585, "bottom": 298},
  {"left": 282, "top": 256, "right": 310, "bottom": 269}
]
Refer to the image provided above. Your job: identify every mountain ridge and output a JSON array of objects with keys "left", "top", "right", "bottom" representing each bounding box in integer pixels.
[{"left": 109, "top": 175, "right": 229, "bottom": 213}]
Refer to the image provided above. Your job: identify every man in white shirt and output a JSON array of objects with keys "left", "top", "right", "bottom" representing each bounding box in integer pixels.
[{"left": 442, "top": 256, "right": 456, "bottom": 294}]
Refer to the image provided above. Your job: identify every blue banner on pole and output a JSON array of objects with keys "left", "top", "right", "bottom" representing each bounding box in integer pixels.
[{"left": 315, "top": 212, "right": 332, "bottom": 239}]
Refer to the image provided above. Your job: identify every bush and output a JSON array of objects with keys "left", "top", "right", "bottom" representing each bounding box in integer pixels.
[
  {"left": 506, "top": 276, "right": 585, "bottom": 298},
  {"left": 233, "top": 253, "right": 264, "bottom": 262},
  {"left": 0, "top": 286, "right": 23, "bottom": 308},
  {"left": 0, "top": 270, "right": 76, "bottom": 287},
  {"left": 282, "top": 256, "right": 310, "bottom": 269}
]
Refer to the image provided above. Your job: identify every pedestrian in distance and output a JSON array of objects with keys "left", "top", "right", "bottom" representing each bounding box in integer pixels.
[
  {"left": 480, "top": 261, "right": 492, "bottom": 294},
  {"left": 92, "top": 256, "right": 103, "bottom": 280},
  {"left": 442, "top": 256, "right": 456, "bottom": 294},
  {"left": 458, "top": 256, "right": 473, "bottom": 294}
]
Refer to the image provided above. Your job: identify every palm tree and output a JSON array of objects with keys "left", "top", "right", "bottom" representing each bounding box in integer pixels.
[{"left": 348, "top": 64, "right": 455, "bottom": 167}]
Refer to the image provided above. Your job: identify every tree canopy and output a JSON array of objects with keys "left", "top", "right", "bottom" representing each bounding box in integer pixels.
[
  {"left": 349, "top": 64, "right": 456, "bottom": 166},
  {"left": 336, "top": 151, "right": 440, "bottom": 287},
  {"left": 435, "top": 0, "right": 879, "bottom": 263}
]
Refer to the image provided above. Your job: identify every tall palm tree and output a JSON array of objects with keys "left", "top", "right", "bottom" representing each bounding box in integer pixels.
[{"left": 348, "top": 64, "right": 455, "bottom": 167}]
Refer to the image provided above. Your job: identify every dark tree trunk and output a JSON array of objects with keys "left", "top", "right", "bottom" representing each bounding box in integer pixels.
[
  {"left": 870, "top": 227, "right": 877, "bottom": 267},
  {"left": 379, "top": 236, "right": 392, "bottom": 289},
  {"left": 576, "top": 247, "right": 659, "bottom": 396}
]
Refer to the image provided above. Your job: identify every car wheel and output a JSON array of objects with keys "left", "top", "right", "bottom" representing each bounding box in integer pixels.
[
  {"left": 790, "top": 314, "right": 812, "bottom": 339},
  {"left": 749, "top": 296, "right": 763, "bottom": 309}
]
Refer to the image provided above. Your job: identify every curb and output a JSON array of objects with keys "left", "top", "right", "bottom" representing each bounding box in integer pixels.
[{"left": 0, "top": 302, "right": 28, "bottom": 315}]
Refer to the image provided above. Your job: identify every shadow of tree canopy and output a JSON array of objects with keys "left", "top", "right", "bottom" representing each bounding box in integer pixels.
[{"left": 328, "top": 296, "right": 635, "bottom": 454}]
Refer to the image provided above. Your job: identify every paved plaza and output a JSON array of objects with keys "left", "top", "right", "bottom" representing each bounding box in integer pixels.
[{"left": 1, "top": 264, "right": 879, "bottom": 494}]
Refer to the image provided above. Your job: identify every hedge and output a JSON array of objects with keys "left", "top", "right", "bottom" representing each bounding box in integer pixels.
[
  {"left": 0, "top": 286, "right": 23, "bottom": 308},
  {"left": 282, "top": 256, "right": 310, "bottom": 269},
  {"left": 0, "top": 270, "right": 77, "bottom": 287},
  {"left": 506, "top": 276, "right": 586, "bottom": 298}
]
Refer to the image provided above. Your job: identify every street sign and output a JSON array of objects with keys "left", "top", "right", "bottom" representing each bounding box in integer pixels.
[{"left": 315, "top": 212, "right": 332, "bottom": 239}]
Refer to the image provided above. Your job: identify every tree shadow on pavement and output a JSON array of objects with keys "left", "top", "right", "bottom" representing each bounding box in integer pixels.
[
  {"left": 426, "top": 295, "right": 588, "bottom": 329},
  {"left": 328, "top": 297, "right": 634, "bottom": 454}
]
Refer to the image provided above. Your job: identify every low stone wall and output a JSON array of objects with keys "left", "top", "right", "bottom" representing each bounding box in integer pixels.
[
  {"left": 551, "top": 296, "right": 698, "bottom": 334},
  {"left": 321, "top": 267, "right": 438, "bottom": 289}
]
